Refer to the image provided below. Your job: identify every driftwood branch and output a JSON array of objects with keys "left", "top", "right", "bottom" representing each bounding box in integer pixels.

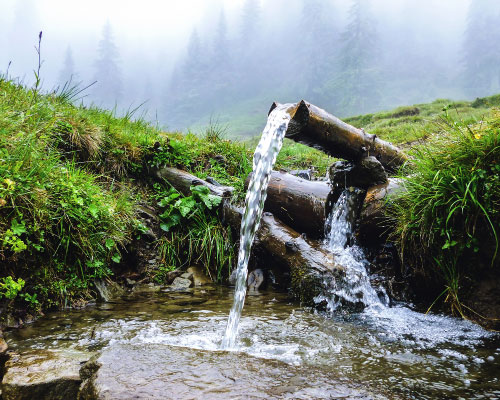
[{"left": 270, "top": 100, "right": 407, "bottom": 171}]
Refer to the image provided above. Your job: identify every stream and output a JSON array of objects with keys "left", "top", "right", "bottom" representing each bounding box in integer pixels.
[{"left": 5, "top": 285, "right": 499, "bottom": 399}]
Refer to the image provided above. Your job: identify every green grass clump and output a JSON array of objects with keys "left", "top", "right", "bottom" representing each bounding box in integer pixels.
[
  {"left": 389, "top": 109, "right": 500, "bottom": 315},
  {"left": 0, "top": 78, "right": 143, "bottom": 310}
]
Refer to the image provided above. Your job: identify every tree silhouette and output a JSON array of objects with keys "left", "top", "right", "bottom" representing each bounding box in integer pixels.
[
  {"left": 58, "top": 46, "right": 76, "bottom": 85},
  {"left": 93, "top": 21, "right": 122, "bottom": 108},
  {"left": 332, "top": 0, "right": 379, "bottom": 115},
  {"left": 462, "top": 0, "right": 500, "bottom": 98}
]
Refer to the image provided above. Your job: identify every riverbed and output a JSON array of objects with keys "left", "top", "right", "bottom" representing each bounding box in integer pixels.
[{"left": 4, "top": 285, "right": 500, "bottom": 399}]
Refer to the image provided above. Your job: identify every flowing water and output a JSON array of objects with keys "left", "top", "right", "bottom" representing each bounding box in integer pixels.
[
  {"left": 5, "top": 286, "right": 499, "bottom": 399},
  {"left": 221, "top": 104, "right": 291, "bottom": 349}
]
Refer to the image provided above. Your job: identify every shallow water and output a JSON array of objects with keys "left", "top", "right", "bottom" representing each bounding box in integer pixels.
[{"left": 5, "top": 286, "right": 500, "bottom": 399}]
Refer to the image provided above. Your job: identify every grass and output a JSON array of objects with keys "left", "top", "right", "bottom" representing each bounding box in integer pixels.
[
  {"left": 388, "top": 108, "right": 500, "bottom": 315},
  {"left": 345, "top": 97, "right": 495, "bottom": 146},
  {"left": 1, "top": 68, "right": 499, "bottom": 320}
]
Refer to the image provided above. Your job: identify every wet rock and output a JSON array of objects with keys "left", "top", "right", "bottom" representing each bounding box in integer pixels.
[
  {"left": 165, "top": 269, "right": 183, "bottom": 284},
  {"left": 228, "top": 268, "right": 237, "bottom": 286},
  {"left": 180, "top": 272, "right": 194, "bottom": 281},
  {"left": 247, "top": 269, "right": 264, "bottom": 291},
  {"left": 1, "top": 349, "right": 91, "bottom": 400},
  {"left": 169, "top": 277, "right": 193, "bottom": 291},
  {"left": 329, "top": 156, "right": 388, "bottom": 189},
  {"left": 76, "top": 344, "right": 381, "bottom": 400},
  {"left": 289, "top": 168, "right": 314, "bottom": 180},
  {"left": 94, "top": 280, "right": 125, "bottom": 302},
  {"left": 186, "top": 266, "right": 212, "bottom": 286}
]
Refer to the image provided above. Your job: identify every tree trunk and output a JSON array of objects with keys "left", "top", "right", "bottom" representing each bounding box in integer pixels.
[
  {"left": 270, "top": 100, "right": 407, "bottom": 171},
  {"left": 246, "top": 170, "right": 330, "bottom": 238}
]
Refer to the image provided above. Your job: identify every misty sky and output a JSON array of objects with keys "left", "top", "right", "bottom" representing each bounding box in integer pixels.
[{"left": 1, "top": 0, "right": 497, "bottom": 136}]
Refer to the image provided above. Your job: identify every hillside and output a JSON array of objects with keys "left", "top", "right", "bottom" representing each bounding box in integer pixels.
[{"left": 0, "top": 76, "right": 499, "bottom": 324}]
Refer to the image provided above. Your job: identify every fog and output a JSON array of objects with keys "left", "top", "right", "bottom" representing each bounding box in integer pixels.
[{"left": 1, "top": 0, "right": 499, "bottom": 136}]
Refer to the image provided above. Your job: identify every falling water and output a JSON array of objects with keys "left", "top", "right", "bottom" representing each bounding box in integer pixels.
[
  {"left": 221, "top": 104, "right": 292, "bottom": 349},
  {"left": 320, "top": 189, "right": 385, "bottom": 310}
]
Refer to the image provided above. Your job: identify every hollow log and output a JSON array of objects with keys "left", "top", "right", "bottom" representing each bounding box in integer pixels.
[
  {"left": 245, "top": 170, "right": 330, "bottom": 238},
  {"left": 152, "top": 166, "right": 233, "bottom": 198},
  {"left": 270, "top": 100, "right": 407, "bottom": 171},
  {"left": 223, "top": 204, "right": 345, "bottom": 304}
]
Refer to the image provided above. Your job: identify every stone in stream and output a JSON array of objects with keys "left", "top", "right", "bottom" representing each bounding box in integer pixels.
[
  {"left": 168, "top": 277, "right": 193, "bottom": 290},
  {"left": 77, "top": 343, "right": 384, "bottom": 399},
  {"left": 186, "top": 266, "right": 212, "bottom": 286},
  {"left": 1, "top": 349, "right": 91, "bottom": 400},
  {"left": 247, "top": 268, "right": 265, "bottom": 291}
]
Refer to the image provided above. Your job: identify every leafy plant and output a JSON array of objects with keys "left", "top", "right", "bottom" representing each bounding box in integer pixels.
[{"left": 0, "top": 276, "right": 25, "bottom": 299}]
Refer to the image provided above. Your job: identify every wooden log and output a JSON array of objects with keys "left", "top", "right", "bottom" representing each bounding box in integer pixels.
[
  {"left": 151, "top": 167, "right": 346, "bottom": 304},
  {"left": 223, "top": 204, "right": 345, "bottom": 305},
  {"left": 152, "top": 166, "right": 233, "bottom": 198},
  {"left": 270, "top": 100, "right": 407, "bottom": 171},
  {"left": 357, "top": 178, "right": 405, "bottom": 244},
  {"left": 246, "top": 170, "right": 330, "bottom": 238}
]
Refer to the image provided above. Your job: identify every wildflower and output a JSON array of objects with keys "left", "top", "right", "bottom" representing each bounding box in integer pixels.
[
  {"left": 474, "top": 133, "right": 481, "bottom": 140},
  {"left": 3, "top": 178, "right": 15, "bottom": 188},
  {"left": 0, "top": 198, "right": 6, "bottom": 207}
]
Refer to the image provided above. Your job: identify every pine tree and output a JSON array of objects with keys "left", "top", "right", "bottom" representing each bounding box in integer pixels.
[
  {"left": 462, "top": 0, "right": 500, "bottom": 98},
  {"left": 210, "top": 9, "right": 233, "bottom": 105},
  {"left": 58, "top": 46, "right": 76, "bottom": 85},
  {"left": 297, "top": 0, "right": 338, "bottom": 104},
  {"left": 332, "top": 0, "right": 379, "bottom": 115},
  {"left": 93, "top": 21, "right": 122, "bottom": 108}
]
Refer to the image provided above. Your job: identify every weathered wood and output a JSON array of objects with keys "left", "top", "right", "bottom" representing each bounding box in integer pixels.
[
  {"left": 357, "top": 178, "right": 404, "bottom": 243},
  {"left": 223, "top": 204, "right": 345, "bottom": 304},
  {"left": 270, "top": 100, "right": 407, "bottom": 171},
  {"left": 153, "top": 167, "right": 233, "bottom": 198},
  {"left": 246, "top": 170, "right": 330, "bottom": 238}
]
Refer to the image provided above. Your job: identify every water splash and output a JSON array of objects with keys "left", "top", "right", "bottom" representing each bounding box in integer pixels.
[
  {"left": 221, "top": 105, "right": 292, "bottom": 349},
  {"left": 320, "top": 189, "right": 385, "bottom": 310}
]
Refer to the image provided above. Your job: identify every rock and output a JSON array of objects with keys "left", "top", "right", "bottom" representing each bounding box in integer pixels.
[
  {"left": 228, "top": 268, "right": 237, "bottom": 286},
  {"left": 94, "top": 280, "right": 125, "bottom": 302},
  {"left": 1, "top": 349, "right": 91, "bottom": 400},
  {"left": 76, "top": 344, "right": 379, "bottom": 400},
  {"left": 186, "top": 266, "right": 212, "bottom": 286},
  {"left": 289, "top": 169, "right": 314, "bottom": 180},
  {"left": 180, "top": 272, "right": 194, "bottom": 281},
  {"left": 169, "top": 277, "right": 193, "bottom": 290},
  {"left": 0, "top": 331, "right": 8, "bottom": 355},
  {"left": 329, "top": 156, "right": 388, "bottom": 189},
  {"left": 247, "top": 269, "right": 264, "bottom": 291},
  {"left": 165, "top": 269, "right": 183, "bottom": 284}
]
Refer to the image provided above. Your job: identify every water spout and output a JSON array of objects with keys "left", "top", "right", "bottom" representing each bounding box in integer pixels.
[{"left": 221, "top": 104, "right": 292, "bottom": 349}]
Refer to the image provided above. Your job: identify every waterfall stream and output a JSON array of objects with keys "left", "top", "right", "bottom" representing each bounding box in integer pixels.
[
  {"left": 221, "top": 104, "right": 291, "bottom": 349},
  {"left": 320, "top": 189, "right": 386, "bottom": 310}
]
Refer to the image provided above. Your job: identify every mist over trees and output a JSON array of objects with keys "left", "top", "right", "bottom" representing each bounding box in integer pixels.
[{"left": 1, "top": 0, "right": 500, "bottom": 136}]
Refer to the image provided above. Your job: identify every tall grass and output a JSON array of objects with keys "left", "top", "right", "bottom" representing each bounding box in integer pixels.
[{"left": 390, "top": 109, "right": 500, "bottom": 315}]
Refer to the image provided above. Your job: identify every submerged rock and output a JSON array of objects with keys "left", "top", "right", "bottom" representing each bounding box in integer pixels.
[
  {"left": 1, "top": 349, "right": 91, "bottom": 400},
  {"left": 76, "top": 344, "right": 383, "bottom": 400}
]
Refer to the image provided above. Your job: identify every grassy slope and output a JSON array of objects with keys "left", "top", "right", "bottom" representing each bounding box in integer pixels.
[{"left": 1, "top": 76, "right": 498, "bottom": 317}]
